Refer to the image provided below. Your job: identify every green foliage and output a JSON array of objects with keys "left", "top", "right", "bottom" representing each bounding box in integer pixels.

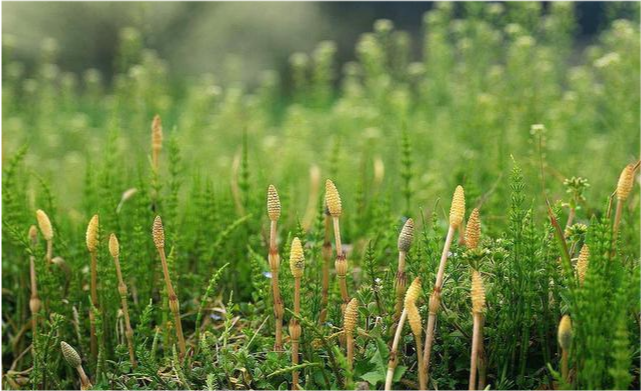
[{"left": 2, "top": 4, "right": 640, "bottom": 390}]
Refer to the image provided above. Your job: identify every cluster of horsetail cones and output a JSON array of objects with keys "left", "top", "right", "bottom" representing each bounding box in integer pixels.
[{"left": 28, "top": 157, "right": 634, "bottom": 390}]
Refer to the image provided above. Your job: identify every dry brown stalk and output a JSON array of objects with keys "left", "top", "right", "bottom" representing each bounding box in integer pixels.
[
  {"left": 152, "top": 216, "right": 187, "bottom": 359},
  {"left": 267, "top": 185, "right": 284, "bottom": 351},
  {"left": 423, "top": 185, "right": 465, "bottom": 385},
  {"left": 109, "top": 234, "right": 136, "bottom": 368}
]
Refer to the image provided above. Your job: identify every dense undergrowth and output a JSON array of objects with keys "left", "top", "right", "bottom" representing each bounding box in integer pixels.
[{"left": 2, "top": 2, "right": 640, "bottom": 390}]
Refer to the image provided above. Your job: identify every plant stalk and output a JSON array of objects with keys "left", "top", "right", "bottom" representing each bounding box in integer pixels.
[
  {"left": 320, "top": 214, "right": 332, "bottom": 324},
  {"left": 385, "top": 308, "right": 408, "bottom": 391},
  {"left": 113, "top": 254, "right": 136, "bottom": 368},
  {"left": 269, "top": 221, "right": 284, "bottom": 351},
  {"left": 157, "top": 248, "right": 186, "bottom": 359},
  {"left": 469, "top": 313, "right": 481, "bottom": 390}
]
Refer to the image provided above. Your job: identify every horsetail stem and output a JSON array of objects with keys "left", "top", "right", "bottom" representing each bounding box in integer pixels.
[
  {"left": 319, "top": 207, "right": 332, "bottom": 324},
  {"left": 558, "top": 315, "right": 573, "bottom": 384},
  {"left": 289, "top": 237, "right": 305, "bottom": 390},
  {"left": 109, "top": 233, "right": 136, "bottom": 368},
  {"left": 344, "top": 298, "right": 359, "bottom": 387},
  {"left": 326, "top": 179, "right": 349, "bottom": 308},
  {"left": 469, "top": 270, "right": 486, "bottom": 390},
  {"left": 28, "top": 225, "right": 41, "bottom": 359},
  {"left": 152, "top": 216, "right": 187, "bottom": 360},
  {"left": 424, "top": 185, "right": 465, "bottom": 384},
  {"left": 86, "top": 214, "right": 100, "bottom": 364},
  {"left": 267, "top": 185, "right": 284, "bottom": 351},
  {"left": 386, "top": 277, "right": 421, "bottom": 391},
  {"left": 36, "top": 209, "right": 53, "bottom": 264},
  {"left": 61, "top": 341, "right": 93, "bottom": 390},
  {"left": 394, "top": 218, "right": 414, "bottom": 320}
]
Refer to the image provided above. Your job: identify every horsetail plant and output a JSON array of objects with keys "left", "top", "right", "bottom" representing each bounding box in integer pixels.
[
  {"left": 423, "top": 185, "right": 465, "bottom": 383},
  {"left": 28, "top": 225, "right": 40, "bottom": 359},
  {"left": 386, "top": 277, "right": 421, "bottom": 391},
  {"left": 343, "top": 297, "right": 359, "bottom": 387},
  {"left": 35, "top": 209, "right": 53, "bottom": 264},
  {"left": 469, "top": 270, "right": 486, "bottom": 391},
  {"left": 86, "top": 214, "right": 100, "bottom": 363},
  {"left": 109, "top": 233, "right": 136, "bottom": 368},
  {"left": 267, "top": 185, "right": 285, "bottom": 351},
  {"left": 61, "top": 341, "right": 92, "bottom": 390},
  {"left": 613, "top": 163, "right": 635, "bottom": 242},
  {"left": 394, "top": 218, "right": 414, "bottom": 320},
  {"left": 406, "top": 285, "right": 426, "bottom": 391},
  {"left": 325, "top": 179, "right": 349, "bottom": 310},
  {"left": 558, "top": 315, "right": 573, "bottom": 384},
  {"left": 289, "top": 237, "right": 305, "bottom": 390},
  {"left": 319, "top": 206, "right": 332, "bottom": 324},
  {"left": 152, "top": 216, "right": 187, "bottom": 359}
]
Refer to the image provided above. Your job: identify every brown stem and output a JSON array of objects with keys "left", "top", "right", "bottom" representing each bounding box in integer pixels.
[
  {"left": 565, "top": 207, "right": 576, "bottom": 232},
  {"left": 415, "top": 333, "right": 426, "bottom": 391},
  {"left": 269, "top": 221, "right": 284, "bottom": 351},
  {"left": 346, "top": 332, "right": 354, "bottom": 388},
  {"left": 469, "top": 313, "right": 481, "bottom": 390},
  {"left": 158, "top": 248, "right": 186, "bottom": 359},
  {"left": 113, "top": 255, "right": 136, "bottom": 368},
  {"left": 332, "top": 217, "right": 343, "bottom": 256},
  {"left": 394, "top": 252, "right": 407, "bottom": 321},
  {"left": 423, "top": 225, "right": 455, "bottom": 384},
  {"left": 89, "top": 251, "right": 99, "bottom": 363},
  {"left": 477, "top": 315, "right": 487, "bottom": 390},
  {"left": 385, "top": 309, "right": 408, "bottom": 391},
  {"left": 320, "top": 215, "right": 332, "bottom": 324},
  {"left": 45, "top": 240, "right": 53, "bottom": 265},
  {"left": 29, "top": 255, "right": 40, "bottom": 359},
  {"left": 291, "top": 337, "right": 300, "bottom": 389},
  {"left": 76, "top": 365, "right": 93, "bottom": 390}
]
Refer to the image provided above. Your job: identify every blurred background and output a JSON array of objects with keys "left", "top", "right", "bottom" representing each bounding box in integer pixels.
[{"left": 1, "top": 2, "right": 627, "bottom": 86}]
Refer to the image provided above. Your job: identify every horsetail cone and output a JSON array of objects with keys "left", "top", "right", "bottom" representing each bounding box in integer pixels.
[
  {"left": 465, "top": 208, "right": 481, "bottom": 249},
  {"left": 398, "top": 218, "right": 414, "bottom": 252},
  {"left": 267, "top": 185, "right": 281, "bottom": 221},
  {"left": 152, "top": 216, "right": 165, "bottom": 249},
  {"left": 344, "top": 298, "right": 359, "bottom": 334},
  {"left": 471, "top": 270, "right": 486, "bottom": 314},
  {"left": 86, "top": 215, "right": 99, "bottom": 252},
  {"left": 407, "top": 303, "right": 422, "bottom": 337},
  {"left": 576, "top": 244, "right": 589, "bottom": 284},
  {"left": 616, "top": 163, "right": 635, "bottom": 201},
  {"left": 558, "top": 315, "right": 573, "bottom": 350},
  {"left": 404, "top": 277, "right": 422, "bottom": 308},
  {"left": 289, "top": 237, "right": 305, "bottom": 278},
  {"left": 109, "top": 233, "right": 120, "bottom": 258},
  {"left": 325, "top": 179, "right": 342, "bottom": 217},
  {"left": 61, "top": 341, "right": 82, "bottom": 368},
  {"left": 450, "top": 185, "right": 465, "bottom": 228},
  {"left": 36, "top": 209, "right": 53, "bottom": 241}
]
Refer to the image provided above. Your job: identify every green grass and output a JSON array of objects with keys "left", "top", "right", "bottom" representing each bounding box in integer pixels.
[{"left": 2, "top": 2, "right": 640, "bottom": 390}]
